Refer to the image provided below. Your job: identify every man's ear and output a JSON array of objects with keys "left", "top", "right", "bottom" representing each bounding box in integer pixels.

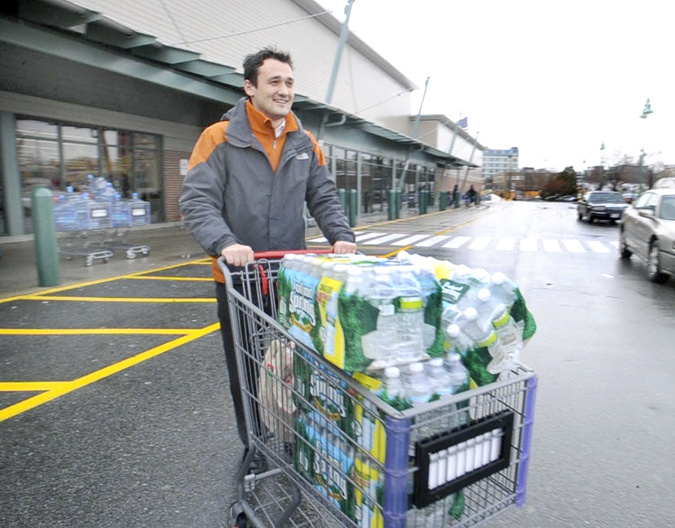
[{"left": 243, "top": 79, "right": 255, "bottom": 97}]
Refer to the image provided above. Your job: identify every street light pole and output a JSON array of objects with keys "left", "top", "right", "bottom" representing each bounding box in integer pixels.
[
  {"left": 637, "top": 98, "right": 653, "bottom": 195},
  {"left": 599, "top": 141, "right": 605, "bottom": 190}
]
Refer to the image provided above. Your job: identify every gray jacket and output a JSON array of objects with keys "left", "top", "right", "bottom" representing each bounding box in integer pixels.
[{"left": 179, "top": 98, "right": 354, "bottom": 258}]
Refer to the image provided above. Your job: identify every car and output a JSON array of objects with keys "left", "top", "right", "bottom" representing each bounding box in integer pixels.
[
  {"left": 619, "top": 188, "right": 675, "bottom": 283},
  {"left": 577, "top": 191, "right": 628, "bottom": 223}
]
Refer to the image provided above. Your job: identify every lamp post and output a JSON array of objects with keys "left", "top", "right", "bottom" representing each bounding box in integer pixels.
[
  {"left": 599, "top": 141, "right": 605, "bottom": 190},
  {"left": 637, "top": 98, "right": 653, "bottom": 195}
]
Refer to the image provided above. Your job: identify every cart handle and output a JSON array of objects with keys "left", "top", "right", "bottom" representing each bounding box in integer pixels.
[{"left": 253, "top": 249, "right": 333, "bottom": 259}]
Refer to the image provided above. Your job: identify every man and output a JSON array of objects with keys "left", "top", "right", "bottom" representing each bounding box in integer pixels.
[{"left": 179, "top": 47, "right": 357, "bottom": 471}]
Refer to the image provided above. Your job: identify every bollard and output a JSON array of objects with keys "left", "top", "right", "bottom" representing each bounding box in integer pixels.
[
  {"left": 338, "top": 188, "right": 348, "bottom": 214},
  {"left": 419, "top": 189, "right": 429, "bottom": 215},
  {"left": 454, "top": 190, "right": 461, "bottom": 208},
  {"left": 388, "top": 189, "right": 397, "bottom": 220},
  {"left": 439, "top": 191, "right": 447, "bottom": 211},
  {"left": 348, "top": 189, "right": 357, "bottom": 227},
  {"left": 395, "top": 190, "right": 402, "bottom": 219},
  {"left": 31, "top": 187, "right": 61, "bottom": 287}
]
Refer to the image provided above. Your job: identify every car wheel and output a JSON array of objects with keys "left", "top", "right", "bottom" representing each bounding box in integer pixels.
[
  {"left": 619, "top": 230, "right": 632, "bottom": 259},
  {"left": 647, "top": 240, "right": 668, "bottom": 284}
]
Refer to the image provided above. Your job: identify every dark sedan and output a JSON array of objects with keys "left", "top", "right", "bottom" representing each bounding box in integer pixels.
[{"left": 577, "top": 191, "right": 628, "bottom": 224}]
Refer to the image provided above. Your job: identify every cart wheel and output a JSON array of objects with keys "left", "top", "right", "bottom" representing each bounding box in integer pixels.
[
  {"left": 229, "top": 503, "right": 247, "bottom": 528},
  {"left": 85, "top": 257, "right": 93, "bottom": 267},
  {"left": 142, "top": 249, "right": 150, "bottom": 256},
  {"left": 102, "top": 258, "right": 109, "bottom": 264},
  {"left": 126, "top": 249, "right": 137, "bottom": 259}
]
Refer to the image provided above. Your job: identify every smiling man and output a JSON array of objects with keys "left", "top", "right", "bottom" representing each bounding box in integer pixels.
[{"left": 179, "top": 47, "right": 356, "bottom": 472}]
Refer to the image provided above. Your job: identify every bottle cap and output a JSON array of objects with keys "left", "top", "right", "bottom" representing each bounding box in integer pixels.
[
  {"left": 478, "top": 288, "right": 491, "bottom": 302},
  {"left": 384, "top": 366, "right": 400, "bottom": 378},
  {"left": 409, "top": 362, "right": 424, "bottom": 373},
  {"left": 492, "top": 271, "right": 507, "bottom": 285},
  {"left": 464, "top": 307, "right": 479, "bottom": 320},
  {"left": 446, "top": 323, "right": 461, "bottom": 338},
  {"left": 429, "top": 358, "right": 444, "bottom": 367}
]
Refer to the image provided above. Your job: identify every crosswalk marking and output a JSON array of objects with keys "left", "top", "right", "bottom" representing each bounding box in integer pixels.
[
  {"left": 495, "top": 238, "right": 516, "bottom": 251},
  {"left": 543, "top": 239, "right": 562, "bottom": 252},
  {"left": 363, "top": 233, "right": 408, "bottom": 245},
  {"left": 393, "top": 234, "right": 431, "bottom": 246},
  {"left": 309, "top": 231, "right": 619, "bottom": 254},
  {"left": 443, "top": 236, "right": 472, "bottom": 249},
  {"left": 520, "top": 239, "right": 537, "bottom": 252},
  {"left": 562, "top": 239, "right": 586, "bottom": 253},
  {"left": 355, "top": 231, "right": 386, "bottom": 242},
  {"left": 587, "top": 241, "right": 611, "bottom": 253},
  {"left": 468, "top": 237, "right": 491, "bottom": 250},
  {"left": 416, "top": 235, "right": 451, "bottom": 247}
]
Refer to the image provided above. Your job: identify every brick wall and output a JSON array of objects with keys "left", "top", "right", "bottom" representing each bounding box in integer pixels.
[{"left": 164, "top": 150, "right": 190, "bottom": 222}]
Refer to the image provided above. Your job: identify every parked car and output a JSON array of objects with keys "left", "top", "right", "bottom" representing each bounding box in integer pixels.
[
  {"left": 577, "top": 191, "right": 628, "bottom": 223},
  {"left": 619, "top": 188, "right": 675, "bottom": 283}
]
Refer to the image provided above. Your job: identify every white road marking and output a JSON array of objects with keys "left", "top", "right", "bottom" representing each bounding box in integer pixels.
[
  {"left": 468, "top": 237, "right": 491, "bottom": 250},
  {"left": 416, "top": 236, "right": 451, "bottom": 247},
  {"left": 393, "top": 234, "right": 431, "bottom": 246},
  {"left": 562, "top": 239, "right": 586, "bottom": 252},
  {"left": 443, "top": 236, "right": 472, "bottom": 249},
  {"left": 543, "top": 239, "right": 562, "bottom": 252},
  {"left": 354, "top": 232, "right": 386, "bottom": 242},
  {"left": 362, "top": 233, "right": 409, "bottom": 245},
  {"left": 520, "top": 239, "right": 538, "bottom": 252},
  {"left": 495, "top": 238, "right": 516, "bottom": 251},
  {"left": 587, "top": 241, "right": 610, "bottom": 253}
]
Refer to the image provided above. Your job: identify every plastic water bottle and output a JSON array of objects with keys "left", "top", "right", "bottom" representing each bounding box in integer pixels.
[
  {"left": 111, "top": 193, "right": 130, "bottom": 228},
  {"left": 445, "top": 323, "right": 474, "bottom": 355},
  {"left": 395, "top": 265, "right": 426, "bottom": 363},
  {"left": 489, "top": 271, "right": 517, "bottom": 308},
  {"left": 427, "top": 358, "right": 453, "bottom": 399},
  {"left": 129, "top": 192, "right": 151, "bottom": 225},
  {"left": 407, "top": 362, "right": 432, "bottom": 407},
  {"left": 382, "top": 366, "right": 406, "bottom": 401},
  {"left": 461, "top": 307, "right": 500, "bottom": 350},
  {"left": 362, "top": 266, "right": 397, "bottom": 367},
  {"left": 489, "top": 305, "right": 522, "bottom": 374},
  {"left": 446, "top": 352, "right": 470, "bottom": 394}
]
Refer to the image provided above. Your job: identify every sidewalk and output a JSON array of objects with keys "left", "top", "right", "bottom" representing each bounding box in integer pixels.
[{"left": 0, "top": 201, "right": 457, "bottom": 298}]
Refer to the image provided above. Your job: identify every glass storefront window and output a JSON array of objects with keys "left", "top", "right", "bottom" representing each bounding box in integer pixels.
[
  {"left": 63, "top": 142, "right": 99, "bottom": 190},
  {"left": 16, "top": 119, "right": 58, "bottom": 140},
  {"left": 61, "top": 125, "right": 98, "bottom": 144}
]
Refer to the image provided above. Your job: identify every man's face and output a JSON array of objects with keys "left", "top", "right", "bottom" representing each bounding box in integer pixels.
[{"left": 244, "top": 59, "right": 294, "bottom": 123}]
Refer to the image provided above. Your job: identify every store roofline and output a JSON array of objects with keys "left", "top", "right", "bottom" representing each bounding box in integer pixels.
[{"left": 2, "top": 0, "right": 469, "bottom": 167}]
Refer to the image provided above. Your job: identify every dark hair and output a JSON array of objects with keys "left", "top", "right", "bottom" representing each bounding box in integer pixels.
[{"left": 243, "top": 47, "right": 293, "bottom": 87}]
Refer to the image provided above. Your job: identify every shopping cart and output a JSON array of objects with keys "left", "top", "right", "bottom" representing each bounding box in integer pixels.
[{"left": 220, "top": 253, "right": 538, "bottom": 528}]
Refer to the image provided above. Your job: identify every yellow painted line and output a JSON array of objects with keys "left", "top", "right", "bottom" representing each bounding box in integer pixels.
[
  {"left": 0, "top": 382, "right": 68, "bottom": 392},
  {"left": 124, "top": 275, "right": 212, "bottom": 282},
  {"left": 382, "top": 245, "right": 413, "bottom": 258},
  {"left": 435, "top": 217, "right": 480, "bottom": 236},
  {"left": 20, "top": 295, "right": 216, "bottom": 303},
  {"left": 0, "top": 328, "right": 199, "bottom": 335},
  {"left": 0, "top": 323, "right": 221, "bottom": 423},
  {"left": 0, "top": 259, "right": 211, "bottom": 304}
]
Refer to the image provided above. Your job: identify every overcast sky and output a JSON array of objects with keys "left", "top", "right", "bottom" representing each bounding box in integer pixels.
[{"left": 317, "top": 0, "right": 673, "bottom": 171}]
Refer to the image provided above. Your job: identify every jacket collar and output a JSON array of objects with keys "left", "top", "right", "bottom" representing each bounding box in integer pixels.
[{"left": 222, "top": 97, "right": 307, "bottom": 150}]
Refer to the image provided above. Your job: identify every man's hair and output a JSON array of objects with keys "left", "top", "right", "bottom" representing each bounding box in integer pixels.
[{"left": 243, "top": 47, "right": 293, "bottom": 87}]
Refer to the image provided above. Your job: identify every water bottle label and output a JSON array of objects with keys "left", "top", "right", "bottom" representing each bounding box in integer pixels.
[
  {"left": 440, "top": 279, "right": 470, "bottom": 304},
  {"left": 399, "top": 296, "right": 423, "bottom": 312},
  {"left": 317, "top": 274, "right": 346, "bottom": 368}
]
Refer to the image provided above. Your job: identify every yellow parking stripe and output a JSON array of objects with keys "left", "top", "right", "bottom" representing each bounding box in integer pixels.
[
  {"left": 124, "top": 276, "right": 212, "bottom": 282},
  {"left": 0, "top": 328, "right": 198, "bottom": 335},
  {"left": 20, "top": 295, "right": 216, "bottom": 303},
  {"left": 0, "top": 382, "right": 67, "bottom": 391},
  {"left": 0, "top": 323, "right": 220, "bottom": 423}
]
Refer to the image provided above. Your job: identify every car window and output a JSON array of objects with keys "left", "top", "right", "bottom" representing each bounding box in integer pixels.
[
  {"left": 588, "top": 192, "right": 624, "bottom": 204},
  {"left": 633, "top": 193, "right": 652, "bottom": 208},
  {"left": 644, "top": 193, "right": 659, "bottom": 209},
  {"left": 659, "top": 196, "right": 675, "bottom": 220}
]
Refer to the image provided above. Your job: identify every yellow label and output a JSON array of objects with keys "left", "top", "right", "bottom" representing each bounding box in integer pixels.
[
  {"left": 317, "top": 275, "right": 345, "bottom": 369},
  {"left": 493, "top": 309, "right": 510, "bottom": 328},
  {"left": 353, "top": 372, "right": 382, "bottom": 392}
]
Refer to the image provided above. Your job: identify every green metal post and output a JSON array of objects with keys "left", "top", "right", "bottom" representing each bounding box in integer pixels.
[
  {"left": 338, "top": 188, "right": 348, "bottom": 213},
  {"left": 439, "top": 191, "right": 447, "bottom": 211},
  {"left": 395, "top": 190, "right": 402, "bottom": 219},
  {"left": 31, "top": 187, "right": 60, "bottom": 287},
  {"left": 419, "top": 189, "right": 429, "bottom": 215},
  {"left": 348, "top": 189, "right": 357, "bottom": 227},
  {"left": 454, "top": 189, "right": 461, "bottom": 208},
  {"left": 388, "top": 189, "right": 396, "bottom": 220}
]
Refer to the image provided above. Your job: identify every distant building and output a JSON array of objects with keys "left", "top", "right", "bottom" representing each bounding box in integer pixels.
[{"left": 482, "top": 147, "right": 519, "bottom": 188}]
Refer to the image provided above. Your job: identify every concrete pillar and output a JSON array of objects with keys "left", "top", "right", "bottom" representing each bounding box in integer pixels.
[{"left": 0, "top": 111, "right": 25, "bottom": 235}]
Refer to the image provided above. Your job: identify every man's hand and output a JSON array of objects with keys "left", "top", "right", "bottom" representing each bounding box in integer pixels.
[
  {"left": 333, "top": 240, "right": 357, "bottom": 254},
  {"left": 221, "top": 244, "right": 255, "bottom": 267}
]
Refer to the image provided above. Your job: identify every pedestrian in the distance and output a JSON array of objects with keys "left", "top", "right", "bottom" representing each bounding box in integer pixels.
[{"left": 179, "top": 47, "right": 357, "bottom": 473}]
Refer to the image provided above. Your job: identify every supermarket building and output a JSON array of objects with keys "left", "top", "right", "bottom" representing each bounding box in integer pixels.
[{"left": 0, "top": 0, "right": 484, "bottom": 237}]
